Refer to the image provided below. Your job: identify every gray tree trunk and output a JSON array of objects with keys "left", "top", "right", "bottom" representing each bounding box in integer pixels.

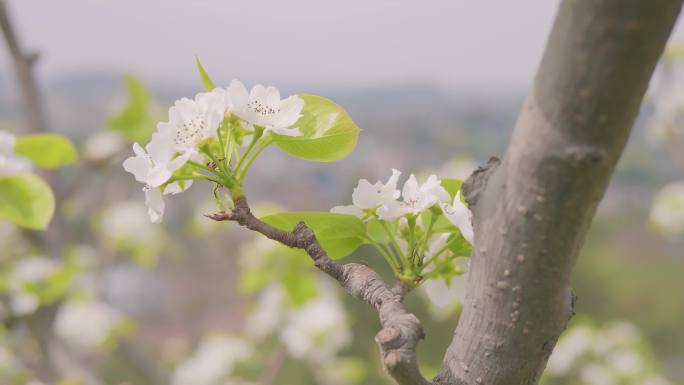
[{"left": 435, "top": 1, "right": 682, "bottom": 384}]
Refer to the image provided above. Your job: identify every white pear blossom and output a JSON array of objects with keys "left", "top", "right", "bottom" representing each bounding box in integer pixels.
[
  {"left": 222, "top": 79, "right": 304, "bottom": 136},
  {"left": 123, "top": 136, "right": 194, "bottom": 223},
  {"left": 0, "top": 130, "right": 32, "bottom": 177},
  {"left": 156, "top": 91, "right": 224, "bottom": 155},
  {"left": 171, "top": 335, "right": 254, "bottom": 385},
  {"left": 377, "top": 174, "right": 450, "bottom": 220},
  {"left": 331, "top": 169, "right": 402, "bottom": 219},
  {"left": 55, "top": 300, "right": 127, "bottom": 350},
  {"left": 441, "top": 191, "right": 474, "bottom": 245},
  {"left": 8, "top": 256, "right": 60, "bottom": 316},
  {"left": 123, "top": 135, "right": 190, "bottom": 189}
]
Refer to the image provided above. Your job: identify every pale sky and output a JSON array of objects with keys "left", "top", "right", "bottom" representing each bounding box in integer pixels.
[{"left": 2, "top": 1, "right": 684, "bottom": 90}]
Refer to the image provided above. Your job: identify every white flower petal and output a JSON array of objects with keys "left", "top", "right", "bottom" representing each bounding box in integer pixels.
[
  {"left": 379, "top": 169, "right": 402, "bottom": 203},
  {"left": 277, "top": 95, "right": 304, "bottom": 127},
  {"left": 352, "top": 179, "right": 383, "bottom": 209},
  {"left": 144, "top": 187, "right": 165, "bottom": 224},
  {"left": 442, "top": 191, "right": 474, "bottom": 245},
  {"left": 402, "top": 175, "right": 420, "bottom": 202},
  {"left": 122, "top": 145, "right": 151, "bottom": 183},
  {"left": 377, "top": 200, "right": 408, "bottom": 221},
  {"left": 227, "top": 79, "right": 249, "bottom": 109},
  {"left": 164, "top": 180, "right": 193, "bottom": 195}
]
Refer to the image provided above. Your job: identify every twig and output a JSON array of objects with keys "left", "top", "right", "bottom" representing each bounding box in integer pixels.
[{"left": 208, "top": 196, "right": 432, "bottom": 385}]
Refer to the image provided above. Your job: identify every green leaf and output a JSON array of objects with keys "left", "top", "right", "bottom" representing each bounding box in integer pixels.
[
  {"left": 366, "top": 218, "right": 395, "bottom": 244},
  {"left": 446, "top": 232, "right": 473, "bottom": 256},
  {"left": 261, "top": 211, "right": 365, "bottom": 259},
  {"left": 282, "top": 271, "right": 318, "bottom": 306},
  {"left": 107, "top": 74, "right": 154, "bottom": 143},
  {"left": 195, "top": 56, "right": 216, "bottom": 91},
  {"left": 14, "top": 134, "right": 78, "bottom": 169},
  {"left": 441, "top": 178, "right": 464, "bottom": 200},
  {"left": 272, "top": 95, "right": 360, "bottom": 162},
  {"left": 0, "top": 174, "right": 55, "bottom": 230}
]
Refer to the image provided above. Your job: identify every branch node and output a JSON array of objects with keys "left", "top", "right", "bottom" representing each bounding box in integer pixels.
[{"left": 462, "top": 156, "right": 501, "bottom": 207}]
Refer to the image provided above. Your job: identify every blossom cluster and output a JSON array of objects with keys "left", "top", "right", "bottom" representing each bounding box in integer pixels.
[
  {"left": 331, "top": 169, "right": 474, "bottom": 244},
  {"left": 123, "top": 80, "right": 304, "bottom": 223}
]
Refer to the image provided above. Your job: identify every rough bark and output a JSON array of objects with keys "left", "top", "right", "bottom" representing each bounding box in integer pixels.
[
  {"left": 435, "top": 1, "right": 682, "bottom": 385},
  {"left": 208, "top": 197, "right": 432, "bottom": 385}
]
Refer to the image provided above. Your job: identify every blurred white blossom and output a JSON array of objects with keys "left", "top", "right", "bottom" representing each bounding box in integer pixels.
[
  {"left": 101, "top": 201, "right": 157, "bottom": 244},
  {"left": 83, "top": 130, "right": 126, "bottom": 161},
  {"left": 280, "top": 280, "right": 351, "bottom": 364},
  {"left": 55, "top": 300, "right": 127, "bottom": 350},
  {"left": 649, "top": 181, "right": 684, "bottom": 238},
  {"left": 172, "top": 335, "right": 254, "bottom": 385},
  {"left": 7, "top": 256, "right": 60, "bottom": 315},
  {"left": 543, "top": 321, "right": 671, "bottom": 385}
]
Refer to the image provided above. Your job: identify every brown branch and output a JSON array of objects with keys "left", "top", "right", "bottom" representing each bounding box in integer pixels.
[
  {"left": 208, "top": 196, "right": 432, "bottom": 385},
  {"left": 435, "top": 1, "right": 683, "bottom": 385},
  {"left": 0, "top": 0, "right": 47, "bottom": 134}
]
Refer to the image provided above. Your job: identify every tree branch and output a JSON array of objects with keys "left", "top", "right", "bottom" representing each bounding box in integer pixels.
[
  {"left": 0, "top": 0, "right": 47, "bottom": 134},
  {"left": 208, "top": 196, "right": 432, "bottom": 385},
  {"left": 435, "top": 1, "right": 683, "bottom": 385}
]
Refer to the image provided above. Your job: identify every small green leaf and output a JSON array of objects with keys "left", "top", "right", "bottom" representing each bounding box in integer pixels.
[
  {"left": 14, "top": 134, "right": 78, "bottom": 169},
  {"left": 446, "top": 232, "right": 472, "bottom": 256},
  {"left": 107, "top": 74, "right": 154, "bottom": 143},
  {"left": 441, "top": 178, "right": 464, "bottom": 200},
  {"left": 0, "top": 174, "right": 55, "bottom": 230},
  {"left": 366, "top": 218, "right": 395, "bottom": 244},
  {"left": 282, "top": 271, "right": 318, "bottom": 306},
  {"left": 272, "top": 95, "right": 360, "bottom": 162},
  {"left": 261, "top": 211, "right": 365, "bottom": 259},
  {"left": 195, "top": 56, "right": 216, "bottom": 91}
]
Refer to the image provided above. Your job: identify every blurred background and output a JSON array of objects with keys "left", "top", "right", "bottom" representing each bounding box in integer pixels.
[{"left": 0, "top": 1, "right": 683, "bottom": 384}]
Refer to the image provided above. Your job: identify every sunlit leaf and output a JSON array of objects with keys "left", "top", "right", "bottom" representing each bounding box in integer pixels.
[
  {"left": 15, "top": 134, "right": 78, "bottom": 169},
  {"left": 261, "top": 211, "right": 365, "bottom": 259},
  {"left": 272, "top": 95, "right": 360, "bottom": 162},
  {"left": 107, "top": 74, "right": 154, "bottom": 143},
  {"left": 0, "top": 174, "right": 55, "bottom": 230}
]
